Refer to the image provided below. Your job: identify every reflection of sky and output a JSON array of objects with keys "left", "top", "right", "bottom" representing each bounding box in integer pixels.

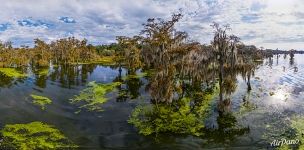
[
  {"left": 235, "top": 54, "right": 304, "bottom": 111},
  {"left": 0, "top": 0, "right": 303, "bottom": 49},
  {"left": 232, "top": 54, "right": 304, "bottom": 146}
]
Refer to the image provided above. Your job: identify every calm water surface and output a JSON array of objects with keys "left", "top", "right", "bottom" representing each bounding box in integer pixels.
[{"left": 0, "top": 55, "right": 303, "bottom": 149}]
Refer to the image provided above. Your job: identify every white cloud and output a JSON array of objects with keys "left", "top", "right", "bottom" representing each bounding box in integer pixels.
[{"left": 0, "top": 0, "right": 303, "bottom": 50}]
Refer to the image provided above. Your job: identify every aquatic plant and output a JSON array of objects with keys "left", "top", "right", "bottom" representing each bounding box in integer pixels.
[
  {"left": 36, "top": 68, "right": 49, "bottom": 76},
  {"left": 128, "top": 98, "right": 205, "bottom": 136},
  {"left": 70, "top": 81, "right": 121, "bottom": 112},
  {"left": 30, "top": 94, "right": 52, "bottom": 110},
  {"left": 122, "top": 72, "right": 148, "bottom": 80},
  {"left": 0, "top": 122, "right": 77, "bottom": 150},
  {"left": 0, "top": 68, "right": 26, "bottom": 78},
  {"left": 128, "top": 85, "right": 219, "bottom": 136},
  {"left": 290, "top": 117, "right": 304, "bottom": 149}
]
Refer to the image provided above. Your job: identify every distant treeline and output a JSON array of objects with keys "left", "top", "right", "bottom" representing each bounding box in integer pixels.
[
  {"left": 0, "top": 37, "right": 102, "bottom": 67},
  {"left": 0, "top": 38, "right": 298, "bottom": 68},
  {"left": 0, "top": 15, "right": 301, "bottom": 68}
]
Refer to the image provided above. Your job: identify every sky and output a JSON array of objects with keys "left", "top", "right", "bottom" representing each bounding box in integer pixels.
[{"left": 0, "top": 0, "right": 303, "bottom": 50}]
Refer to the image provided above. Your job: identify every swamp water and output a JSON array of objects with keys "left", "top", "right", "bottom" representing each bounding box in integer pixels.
[{"left": 0, "top": 54, "right": 303, "bottom": 149}]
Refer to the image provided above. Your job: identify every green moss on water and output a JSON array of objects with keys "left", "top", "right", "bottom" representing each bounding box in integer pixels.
[
  {"left": 70, "top": 81, "right": 121, "bottom": 112},
  {"left": 37, "top": 69, "right": 49, "bottom": 76},
  {"left": 290, "top": 117, "right": 304, "bottom": 149},
  {"left": 93, "top": 56, "right": 117, "bottom": 65},
  {"left": 30, "top": 94, "right": 52, "bottom": 110},
  {"left": 122, "top": 72, "right": 148, "bottom": 80},
  {"left": 0, "top": 122, "right": 77, "bottom": 150},
  {"left": 128, "top": 98, "right": 205, "bottom": 136},
  {"left": 0, "top": 68, "right": 27, "bottom": 78},
  {"left": 128, "top": 85, "right": 219, "bottom": 137}
]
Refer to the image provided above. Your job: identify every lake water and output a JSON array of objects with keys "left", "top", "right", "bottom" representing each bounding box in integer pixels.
[{"left": 0, "top": 54, "right": 303, "bottom": 149}]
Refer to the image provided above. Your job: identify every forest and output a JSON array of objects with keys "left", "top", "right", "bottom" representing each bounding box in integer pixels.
[{"left": 0, "top": 14, "right": 296, "bottom": 69}]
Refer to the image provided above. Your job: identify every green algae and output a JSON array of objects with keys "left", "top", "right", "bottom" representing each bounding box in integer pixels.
[
  {"left": 30, "top": 94, "right": 52, "bottom": 110},
  {"left": 270, "top": 116, "right": 304, "bottom": 150},
  {"left": 290, "top": 117, "right": 304, "bottom": 149},
  {"left": 122, "top": 72, "right": 148, "bottom": 80},
  {"left": 0, "top": 122, "right": 77, "bottom": 150},
  {"left": 70, "top": 81, "right": 121, "bottom": 112},
  {"left": 128, "top": 98, "right": 205, "bottom": 136},
  {"left": 37, "top": 68, "right": 49, "bottom": 76},
  {"left": 128, "top": 86, "right": 219, "bottom": 136},
  {"left": 0, "top": 68, "right": 27, "bottom": 78}
]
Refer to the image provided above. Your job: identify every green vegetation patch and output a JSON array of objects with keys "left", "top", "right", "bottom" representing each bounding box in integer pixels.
[
  {"left": 0, "top": 68, "right": 27, "bottom": 78},
  {"left": 122, "top": 72, "right": 148, "bottom": 80},
  {"left": 70, "top": 56, "right": 118, "bottom": 65},
  {"left": 290, "top": 117, "right": 304, "bottom": 149},
  {"left": 94, "top": 56, "right": 117, "bottom": 65},
  {"left": 30, "top": 94, "right": 52, "bottom": 110},
  {"left": 0, "top": 122, "right": 77, "bottom": 150},
  {"left": 36, "top": 69, "right": 49, "bottom": 76},
  {"left": 128, "top": 98, "right": 205, "bottom": 136},
  {"left": 128, "top": 84, "right": 219, "bottom": 136},
  {"left": 70, "top": 81, "right": 121, "bottom": 112}
]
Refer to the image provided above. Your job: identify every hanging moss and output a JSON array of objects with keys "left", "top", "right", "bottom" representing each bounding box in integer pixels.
[
  {"left": 0, "top": 68, "right": 27, "bottom": 78},
  {"left": 0, "top": 122, "right": 77, "bottom": 150},
  {"left": 70, "top": 81, "right": 121, "bottom": 112},
  {"left": 30, "top": 94, "right": 52, "bottom": 110}
]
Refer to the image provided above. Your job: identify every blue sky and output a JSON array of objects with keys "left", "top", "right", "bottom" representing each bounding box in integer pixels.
[{"left": 0, "top": 0, "right": 303, "bottom": 49}]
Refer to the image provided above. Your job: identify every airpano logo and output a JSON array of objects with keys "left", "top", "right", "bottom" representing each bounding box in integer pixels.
[{"left": 270, "top": 138, "right": 300, "bottom": 147}]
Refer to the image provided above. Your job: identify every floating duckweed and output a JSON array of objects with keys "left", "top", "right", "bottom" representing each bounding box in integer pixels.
[
  {"left": 0, "top": 68, "right": 27, "bottom": 78},
  {"left": 70, "top": 81, "right": 121, "bottom": 112},
  {"left": 128, "top": 85, "right": 219, "bottom": 136},
  {"left": 30, "top": 94, "right": 52, "bottom": 110},
  {"left": 0, "top": 122, "right": 77, "bottom": 150},
  {"left": 128, "top": 98, "right": 205, "bottom": 136},
  {"left": 290, "top": 117, "right": 304, "bottom": 149}
]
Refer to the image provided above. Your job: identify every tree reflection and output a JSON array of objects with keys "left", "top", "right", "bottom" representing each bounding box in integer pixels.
[
  {"left": 202, "top": 112, "right": 250, "bottom": 144},
  {"left": 49, "top": 64, "right": 97, "bottom": 88},
  {"left": 0, "top": 68, "right": 27, "bottom": 88}
]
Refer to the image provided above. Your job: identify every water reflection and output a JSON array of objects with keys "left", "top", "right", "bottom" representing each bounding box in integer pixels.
[
  {"left": 0, "top": 54, "right": 302, "bottom": 149},
  {"left": 0, "top": 68, "right": 27, "bottom": 88}
]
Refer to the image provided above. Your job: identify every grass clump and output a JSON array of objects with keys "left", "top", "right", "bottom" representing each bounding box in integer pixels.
[
  {"left": 0, "top": 68, "right": 27, "bottom": 78},
  {"left": 0, "top": 122, "right": 77, "bottom": 150},
  {"left": 30, "top": 94, "right": 52, "bottom": 110},
  {"left": 70, "top": 81, "right": 121, "bottom": 112}
]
